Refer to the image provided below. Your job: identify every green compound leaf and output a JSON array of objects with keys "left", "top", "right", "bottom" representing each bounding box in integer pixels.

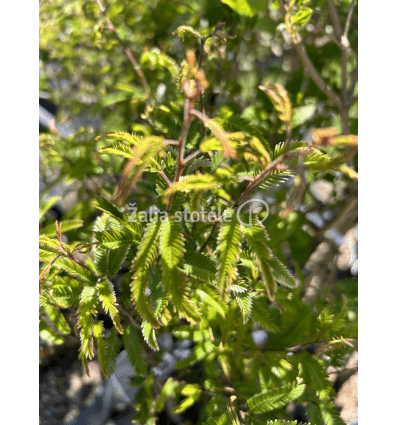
[
  {"left": 216, "top": 209, "right": 242, "bottom": 296},
  {"left": 123, "top": 325, "right": 147, "bottom": 376},
  {"left": 131, "top": 220, "right": 162, "bottom": 328},
  {"left": 247, "top": 382, "right": 306, "bottom": 414}
]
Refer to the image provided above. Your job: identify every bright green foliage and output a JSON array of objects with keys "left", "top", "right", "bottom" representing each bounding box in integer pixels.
[
  {"left": 78, "top": 285, "right": 98, "bottom": 363},
  {"left": 123, "top": 325, "right": 148, "bottom": 376},
  {"left": 96, "top": 278, "right": 123, "bottom": 333},
  {"left": 40, "top": 4, "right": 358, "bottom": 423},
  {"left": 159, "top": 217, "right": 200, "bottom": 323},
  {"left": 101, "top": 327, "right": 122, "bottom": 378},
  {"left": 242, "top": 219, "right": 277, "bottom": 300},
  {"left": 130, "top": 220, "right": 162, "bottom": 327},
  {"left": 246, "top": 382, "right": 306, "bottom": 414},
  {"left": 173, "top": 383, "right": 201, "bottom": 414},
  {"left": 183, "top": 252, "right": 217, "bottom": 283},
  {"left": 216, "top": 209, "right": 242, "bottom": 296},
  {"left": 163, "top": 173, "right": 227, "bottom": 203}
]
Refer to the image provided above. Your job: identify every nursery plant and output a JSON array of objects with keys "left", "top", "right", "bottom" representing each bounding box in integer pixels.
[{"left": 39, "top": 1, "right": 358, "bottom": 424}]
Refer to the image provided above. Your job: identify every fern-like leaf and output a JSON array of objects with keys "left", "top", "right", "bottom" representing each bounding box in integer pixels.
[
  {"left": 242, "top": 219, "right": 276, "bottom": 300},
  {"left": 93, "top": 195, "right": 128, "bottom": 223},
  {"left": 123, "top": 325, "right": 147, "bottom": 376},
  {"left": 50, "top": 277, "right": 83, "bottom": 308},
  {"left": 272, "top": 140, "right": 306, "bottom": 160},
  {"left": 118, "top": 136, "right": 165, "bottom": 200},
  {"left": 183, "top": 251, "right": 217, "bottom": 283},
  {"left": 257, "top": 169, "right": 294, "bottom": 191},
  {"left": 259, "top": 83, "right": 292, "bottom": 125},
  {"left": 97, "top": 142, "right": 134, "bottom": 159},
  {"left": 95, "top": 228, "right": 141, "bottom": 249},
  {"left": 266, "top": 257, "right": 296, "bottom": 288},
  {"left": 251, "top": 298, "right": 280, "bottom": 332},
  {"left": 131, "top": 221, "right": 162, "bottom": 328},
  {"left": 108, "top": 245, "right": 130, "bottom": 278},
  {"left": 313, "top": 400, "right": 346, "bottom": 425},
  {"left": 234, "top": 289, "right": 253, "bottom": 324},
  {"left": 96, "top": 130, "right": 140, "bottom": 146},
  {"left": 55, "top": 256, "right": 96, "bottom": 282},
  {"left": 141, "top": 279, "right": 170, "bottom": 351},
  {"left": 78, "top": 284, "right": 98, "bottom": 361},
  {"left": 96, "top": 278, "right": 123, "bottom": 333},
  {"left": 102, "top": 327, "right": 121, "bottom": 378},
  {"left": 222, "top": 113, "right": 271, "bottom": 153},
  {"left": 195, "top": 286, "right": 227, "bottom": 319},
  {"left": 247, "top": 382, "right": 306, "bottom": 414},
  {"left": 163, "top": 173, "right": 225, "bottom": 203},
  {"left": 44, "top": 304, "right": 70, "bottom": 335},
  {"left": 93, "top": 321, "right": 107, "bottom": 375},
  {"left": 216, "top": 209, "right": 242, "bottom": 295},
  {"left": 142, "top": 321, "right": 160, "bottom": 351},
  {"left": 159, "top": 217, "right": 200, "bottom": 323}
]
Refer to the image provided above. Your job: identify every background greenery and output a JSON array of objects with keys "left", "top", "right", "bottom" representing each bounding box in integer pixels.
[{"left": 39, "top": 1, "right": 358, "bottom": 424}]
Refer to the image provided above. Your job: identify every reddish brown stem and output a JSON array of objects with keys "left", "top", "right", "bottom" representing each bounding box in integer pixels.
[{"left": 167, "top": 98, "right": 192, "bottom": 213}]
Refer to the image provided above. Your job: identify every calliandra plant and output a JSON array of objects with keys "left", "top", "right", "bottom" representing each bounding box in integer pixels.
[{"left": 39, "top": 17, "right": 358, "bottom": 425}]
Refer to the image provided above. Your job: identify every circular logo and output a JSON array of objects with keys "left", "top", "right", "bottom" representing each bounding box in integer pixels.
[{"left": 237, "top": 199, "right": 269, "bottom": 227}]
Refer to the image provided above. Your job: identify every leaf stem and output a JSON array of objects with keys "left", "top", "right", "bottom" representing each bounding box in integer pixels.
[
  {"left": 95, "top": 0, "right": 152, "bottom": 102},
  {"left": 183, "top": 149, "right": 202, "bottom": 164},
  {"left": 167, "top": 98, "right": 192, "bottom": 213}
]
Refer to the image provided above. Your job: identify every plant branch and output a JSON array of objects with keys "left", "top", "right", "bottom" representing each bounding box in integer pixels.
[
  {"left": 183, "top": 149, "right": 202, "bottom": 165},
  {"left": 326, "top": 0, "right": 342, "bottom": 40},
  {"left": 199, "top": 147, "right": 309, "bottom": 254},
  {"left": 199, "top": 218, "right": 220, "bottom": 253},
  {"left": 278, "top": 0, "right": 342, "bottom": 110},
  {"left": 167, "top": 98, "right": 193, "bottom": 213},
  {"left": 294, "top": 36, "right": 342, "bottom": 109},
  {"left": 95, "top": 0, "right": 152, "bottom": 101},
  {"left": 60, "top": 246, "right": 100, "bottom": 279},
  {"left": 54, "top": 221, "right": 100, "bottom": 279},
  {"left": 117, "top": 305, "right": 141, "bottom": 331},
  {"left": 198, "top": 153, "right": 300, "bottom": 253},
  {"left": 347, "top": 66, "right": 358, "bottom": 103},
  {"left": 158, "top": 169, "right": 172, "bottom": 187},
  {"left": 198, "top": 23, "right": 225, "bottom": 69},
  {"left": 164, "top": 139, "right": 180, "bottom": 146},
  {"left": 263, "top": 338, "right": 357, "bottom": 353},
  {"left": 343, "top": 0, "right": 357, "bottom": 40},
  {"left": 327, "top": 0, "right": 352, "bottom": 110},
  {"left": 197, "top": 23, "right": 226, "bottom": 139},
  {"left": 233, "top": 149, "right": 306, "bottom": 208}
]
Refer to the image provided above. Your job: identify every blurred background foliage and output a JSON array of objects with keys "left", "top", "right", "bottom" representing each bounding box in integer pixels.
[
  {"left": 39, "top": 0, "right": 357, "bottom": 254},
  {"left": 39, "top": 0, "right": 357, "bottom": 134}
]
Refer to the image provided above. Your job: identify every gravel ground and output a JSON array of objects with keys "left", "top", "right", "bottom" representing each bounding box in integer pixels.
[
  {"left": 40, "top": 344, "right": 105, "bottom": 425},
  {"left": 40, "top": 343, "right": 358, "bottom": 424}
]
